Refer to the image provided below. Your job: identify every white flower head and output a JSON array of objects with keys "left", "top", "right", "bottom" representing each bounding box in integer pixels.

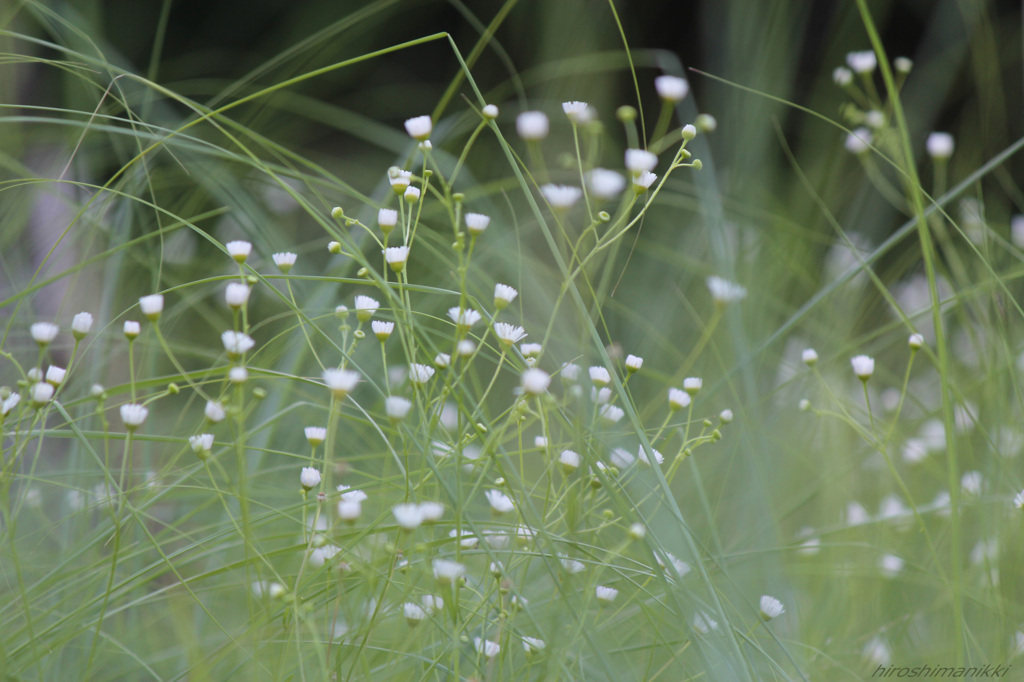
[
  {"left": 402, "top": 601, "right": 426, "bottom": 626},
  {"left": 432, "top": 558, "right": 465, "bottom": 585},
  {"left": 371, "top": 320, "right": 394, "bottom": 342},
  {"left": 586, "top": 168, "right": 626, "bottom": 199},
  {"left": 354, "top": 295, "right": 379, "bottom": 322},
  {"left": 456, "top": 339, "right": 475, "bottom": 357},
  {"left": 1014, "top": 490, "right": 1024, "bottom": 510},
  {"left": 632, "top": 170, "right": 657, "bottom": 192},
  {"left": 625, "top": 148, "right": 658, "bottom": 174},
  {"left": 45, "top": 365, "right": 66, "bottom": 386},
  {"left": 599, "top": 404, "right": 624, "bottom": 424},
  {"left": 404, "top": 115, "right": 432, "bottom": 141},
  {"left": 926, "top": 132, "right": 954, "bottom": 160},
  {"left": 225, "top": 283, "right": 250, "bottom": 309},
  {"left": 695, "top": 113, "right": 717, "bottom": 133},
  {"left": 123, "top": 320, "right": 141, "bottom": 339},
  {"left": 404, "top": 186, "right": 420, "bottom": 203},
  {"left": 894, "top": 57, "right": 913, "bottom": 73},
  {"left": 909, "top": 333, "right": 925, "bottom": 350},
  {"left": 879, "top": 554, "right": 904, "bottom": 578},
  {"left": 654, "top": 75, "right": 689, "bottom": 101},
  {"left": 625, "top": 354, "right": 643, "bottom": 372},
  {"left": 563, "top": 363, "right": 583, "bottom": 382},
  {"left": 447, "top": 307, "right": 481, "bottom": 331},
  {"left": 30, "top": 322, "right": 59, "bottom": 346},
  {"left": 120, "top": 403, "right": 149, "bottom": 429},
  {"left": 221, "top": 330, "right": 255, "bottom": 357},
  {"left": 707, "top": 276, "right": 747, "bottom": 304},
  {"left": 304, "top": 426, "right": 326, "bottom": 447},
  {"left": 378, "top": 208, "right": 398, "bottom": 234},
  {"left": 409, "top": 363, "right": 436, "bottom": 386},
  {"left": 383, "top": 246, "right": 410, "bottom": 272},
  {"left": 494, "top": 322, "right": 527, "bottom": 346},
  {"left": 638, "top": 445, "right": 664, "bottom": 467},
  {"left": 833, "top": 66, "right": 853, "bottom": 86},
  {"left": 392, "top": 503, "right": 424, "bottom": 530},
  {"left": 337, "top": 497, "right": 362, "bottom": 522},
  {"left": 474, "top": 637, "right": 500, "bottom": 659},
  {"left": 845, "top": 127, "right": 873, "bottom": 155},
  {"left": 516, "top": 111, "right": 549, "bottom": 140},
  {"left": 71, "top": 312, "right": 93, "bottom": 339},
  {"left": 596, "top": 585, "right": 619, "bottom": 604},
  {"left": 562, "top": 100, "right": 591, "bottom": 124},
  {"left": 433, "top": 353, "right": 451, "bottom": 369},
  {"left": 589, "top": 366, "right": 611, "bottom": 386},
  {"left": 485, "top": 489, "right": 514, "bottom": 514},
  {"left": 521, "top": 368, "right": 550, "bottom": 396},
  {"left": 322, "top": 368, "right": 360, "bottom": 399},
  {"left": 385, "top": 396, "right": 412, "bottom": 421},
  {"left": 522, "top": 636, "right": 545, "bottom": 654},
  {"left": 1, "top": 392, "right": 21, "bottom": 416},
  {"left": 683, "top": 377, "right": 702, "bottom": 395},
  {"left": 759, "top": 595, "right": 785, "bottom": 620},
  {"left": 300, "top": 467, "right": 321, "bottom": 490},
  {"left": 668, "top": 387, "right": 691, "bottom": 410},
  {"left": 189, "top": 433, "right": 214, "bottom": 456},
  {"left": 560, "top": 449, "right": 581, "bottom": 472},
  {"left": 225, "top": 240, "right": 252, "bottom": 263},
  {"left": 388, "top": 168, "right": 412, "bottom": 193},
  {"left": 851, "top": 355, "right": 874, "bottom": 380},
  {"left": 482, "top": 104, "right": 499, "bottom": 119},
  {"left": 465, "top": 212, "right": 491, "bottom": 236},
  {"left": 540, "top": 184, "right": 583, "bottom": 209},
  {"left": 846, "top": 50, "right": 877, "bottom": 74},
  {"left": 802, "top": 348, "right": 818, "bottom": 366},
  {"left": 521, "top": 342, "right": 542, "bottom": 358},
  {"left": 272, "top": 252, "right": 297, "bottom": 273},
  {"left": 139, "top": 294, "right": 164, "bottom": 321},
  {"left": 494, "top": 283, "right": 518, "bottom": 309},
  {"left": 204, "top": 400, "right": 225, "bottom": 423},
  {"left": 418, "top": 501, "right": 444, "bottom": 522}
]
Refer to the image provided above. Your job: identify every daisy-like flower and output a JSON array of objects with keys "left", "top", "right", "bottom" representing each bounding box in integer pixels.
[
  {"left": 833, "top": 66, "right": 853, "bottom": 86},
  {"left": 521, "top": 368, "right": 551, "bottom": 396},
  {"left": 123, "top": 321, "right": 141, "bottom": 339},
  {"left": 540, "top": 184, "right": 582, "bottom": 209},
  {"left": 521, "top": 343, "right": 542, "bottom": 358},
  {"left": 300, "top": 467, "right": 321, "bottom": 490},
  {"left": 71, "top": 312, "right": 93, "bottom": 339},
  {"left": 304, "top": 426, "right": 326, "bottom": 447},
  {"left": 845, "top": 128, "right": 872, "bottom": 155},
  {"left": 378, "top": 208, "right": 398, "bottom": 234},
  {"left": 693, "top": 612, "right": 718, "bottom": 634},
  {"left": 802, "top": 348, "right": 818, "bottom": 366},
  {"left": 474, "top": 637, "right": 500, "bottom": 659},
  {"left": 1, "top": 392, "right": 21, "bottom": 416},
  {"left": 221, "top": 330, "right": 255, "bottom": 357},
  {"left": 388, "top": 167, "right": 412, "bottom": 193},
  {"left": 226, "top": 240, "right": 252, "bottom": 262},
  {"left": 308, "top": 545, "right": 339, "bottom": 567},
  {"left": 926, "top": 132, "right": 954, "bottom": 160},
  {"left": 560, "top": 555, "right": 585, "bottom": 574},
  {"left": 654, "top": 75, "right": 689, "bottom": 101},
  {"left": 599, "top": 404, "right": 624, "bottom": 423},
  {"left": 45, "top": 365, "right": 66, "bottom": 386},
  {"left": 381, "top": 397, "right": 411, "bottom": 425},
  {"left": 593, "top": 387, "right": 612, "bottom": 404},
  {"left": 589, "top": 366, "right": 611, "bottom": 386},
  {"left": 632, "top": 170, "right": 657, "bottom": 193},
  {"left": 625, "top": 354, "right": 643, "bottom": 373},
  {"left": 337, "top": 495, "right": 363, "bottom": 522},
  {"left": 432, "top": 558, "right": 465, "bottom": 585},
  {"left": 595, "top": 585, "right": 619, "bottom": 604},
  {"left": 189, "top": 433, "right": 214, "bottom": 457},
  {"left": 879, "top": 554, "right": 904, "bottom": 578},
  {"left": 522, "top": 637, "right": 545, "bottom": 654},
  {"left": 418, "top": 501, "right": 444, "bottom": 522},
  {"left": 759, "top": 595, "right": 785, "bottom": 620},
  {"left": 683, "top": 377, "right": 702, "bottom": 395},
  {"left": 447, "top": 307, "right": 481, "bottom": 331},
  {"left": 494, "top": 322, "right": 527, "bottom": 347},
  {"left": 485, "top": 489, "right": 514, "bottom": 514},
  {"left": 456, "top": 339, "right": 475, "bottom": 357},
  {"left": 637, "top": 445, "right": 664, "bottom": 467},
  {"left": 205, "top": 400, "right": 226, "bottom": 422},
  {"left": 894, "top": 57, "right": 913, "bottom": 73},
  {"left": 707, "top": 276, "right": 747, "bottom": 304},
  {"left": 561, "top": 363, "right": 581, "bottom": 382},
  {"left": 403, "top": 602, "right": 426, "bottom": 626},
  {"left": 272, "top": 252, "right": 297, "bottom": 273},
  {"left": 695, "top": 113, "right": 717, "bottom": 133},
  {"left": 625, "top": 148, "right": 658, "bottom": 174},
  {"left": 494, "top": 283, "right": 518, "bottom": 309},
  {"left": 851, "top": 355, "right": 874, "bottom": 380},
  {"left": 562, "top": 100, "right": 590, "bottom": 124},
  {"left": 629, "top": 523, "right": 646, "bottom": 540},
  {"left": 586, "top": 168, "right": 626, "bottom": 199},
  {"left": 516, "top": 111, "right": 549, "bottom": 140},
  {"left": 393, "top": 503, "right": 424, "bottom": 530},
  {"left": 404, "top": 115, "right": 432, "bottom": 141},
  {"left": 404, "top": 186, "right": 420, "bottom": 203},
  {"left": 846, "top": 50, "right": 877, "bottom": 73},
  {"left": 354, "top": 295, "right": 379, "bottom": 322},
  {"left": 559, "top": 449, "right": 581, "bottom": 472},
  {"left": 909, "top": 333, "right": 925, "bottom": 350},
  {"left": 409, "top": 363, "right": 436, "bottom": 386},
  {"left": 322, "top": 368, "right": 360, "bottom": 399},
  {"left": 434, "top": 353, "right": 451, "bottom": 368},
  {"left": 450, "top": 528, "right": 478, "bottom": 548},
  {"left": 668, "top": 387, "right": 691, "bottom": 410},
  {"left": 225, "top": 283, "right": 250, "bottom": 309},
  {"left": 120, "top": 403, "right": 149, "bottom": 430},
  {"left": 139, "top": 294, "right": 164, "bottom": 322},
  {"left": 482, "top": 104, "right": 499, "bottom": 119},
  {"left": 720, "top": 409, "right": 734, "bottom": 423},
  {"left": 31, "top": 322, "right": 59, "bottom": 346},
  {"left": 371, "top": 320, "right": 394, "bottom": 341},
  {"left": 383, "top": 245, "right": 410, "bottom": 272}
]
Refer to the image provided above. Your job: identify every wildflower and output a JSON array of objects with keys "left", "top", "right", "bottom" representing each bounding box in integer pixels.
[
  {"left": 225, "top": 283, "right": 250, "bottom": 309},
  {"left": 447, "top": 307, "right": 481, "bottom": 331},
  {"left": 845, "top": 128, "right": 872, "bottom": 155},
  {"left": 45, "top": 365, "right": 66, "bottom": 386},
  {"left": 961, "top": 470, "right": 983, "bottom": 496},
  {"left": 229, "top": 366, "right": 247, "bottom": 383},
  {"left": 226, "top": 240, "right": 252, "bottom": 262},
  {"left": 300, "top": 467, "right": 321, "bottom": 490},
  {"left": 586, "top": 168, "right": 626, "bottom": 199},
  {"left": 909, "top": 333, "right": 924, "bottom": 349},
  {"left": 404, "top": 186, "right": 420, "bottom": 203},
  {"left": 596, "top": 585, "right": 619, "bottom": 604},
  {"left": 683, "top": 377, "right": 702, "bottom": 395},
  {"left": 272, "top": 252, "right": 297, "bottom": 273},
  {"left": 833, "top": 66, "right": 853, "bottom": 86},
  {"left": 392, "top": 503, "right": 424, "bottom": 530},
  {"left": 456, "top": 339, "right": 475, "bottom": 357},
  {"left": 516, "top": 111, "right": 549, "bottom": 140},
  {"left": 419, "top": 501, "right": 444, "bottom": 522},
  {"left": 846, "top": 50, "right": 877, "bottom": 74},
  {"left": 864, "top": 110, "right": 885, "bottom": 128},
  {"left": 29, "top": 322, "right": 59, "bottom": 347},
  {"left": 189, "top": 433, "right": 214, "bottom": 457},
  {"left": 926, "top": 131, "right": 954, "bottom": 160},
  {"left": 1, "top": 393, "right": 20, "bottom": 416},
  {"left": 221, "top": 331, "right": 255, "bottom": 357},
  {"left": 482, "top": 104, "right": 499, "bottom": 119},
  {"left": 628, "top": 523, "right": 646, "bottom": 540},
  {"left": 354, "top": 295, "right": 379, "bottom": 322},
  {"left": 327, "top": 240, "right": 342, "bottom": 253},
  {"left": 384, "top": 246, "right": 410, "bottom": 272},
  {"left": 654, "top": 75, "right": 689, "bottom": 101},
  {"left": 337, "top": 496, "right": 363, "bottom": 522},
  {"left": 668, "top": 387, "right": 691, "bottom": 410},
  {"left": 625, "top": 354, "right": 643, "bottom": 373},
  {"left": 707, "top": 276, "right": 747, "bottom": 304},
  {"left": 802, "top": 348, "right": 818, "bottom": 366},
  {"left": 485, "top": 489, "right": 514, "bottom": 514},
  {"left": 560, "top": 449, "right": 581, "bottom": 472},
  {"left": 1014, "top": 490, "right": 1024, "bottom": 510},
  {"left": 521, "top": 368, "right": 550, "bottom": 396},
  {"left": 561, "top": 556, "right": 585, "bottom": 574},
  {"left": 139, "top": 294, "right": 164, "bottom": 321},
  {"left": 29, "top": 382, "right": 53, "bottom": 407},
  {"left": 523, "top": 637, "right": 545, "bottom": 654},
  {"left": 521, "top": 343, "right": 542, "bottom": 358},
  {"left": 494, "top": 322, "right": 527, "bottom": 346},
  {"left": 894, "top": 57, "right": 913, "bottom": 73},
  {"left": 378, "top": 208, "right": 398, "bottom": 235},
  {"left": 389, "top": 168, "right": 412, "bottom": 192},
  {"left": 123, "top": 320, "right": 141, "bottom": 339},
  {"left": 592, "top": 387, "right": 611, "bottom": 404},
  {"left": 205, "top": 400, "right": 225, "bottom": 422},
  {"left": 657, "top": 551, "right": 691, "bottom": 578},
  {"left": 409, "top": 363, "right": 435, "bottom": 386},
  {"left": 322, "top": 368, "right": 360, "bottom": 399},
  {"left": 309, "top": 545, "right": 339, "bottom": 567},
  {"left": 851, "top": 355, "right": 874, "bottom": 380},
  {"left": 120, "top": 403, "right": 149, "bottom": 430},
  {"left": 305, "top": 426, "right": 326, "bottom": 447},
  {"left": 371, "top": 320, "right": 394, "bottom": 341},
  {"left": 759, "top": 595, "right": 785, "bottom": 620},
  {"left": 540, "top": 184, "right": 582, "bottom": 209},
  {"left": 562, "top": 100, "right": 590, "bottom": 124},
  {"left": 71, "top": 312, "right": 93, "bottom": 339},
  {"left": 474, "top": 637, "right": 500, "bottom": 659},
  {"left": 695, "top": 113, "right": 717, "bottom": 133},
  {"left": 879, "top": 554, "right": 904, "bottom": 578},
  {"left": 625, "top": 149, "right": 658, "bottom": 174},
  {"left": 589, "top": 366, "right": 611, "bottom": 386},
  {"left": 403, "top": 602, "right": 426, "bottom": 626},
  {"left": 450, "top": 528, "right": 478, "bottom": 548},
  {"left": 599, "top": 404, "right": 624, "bottom": 423},
  {"left": 720, "top": 409, "right": 734, "bottom": 423},
  {"left": 433, "top": 353, "right": 450, "bottom": 369},
  {"left": 432, "top": 558, "right": 465, "bottom": 585},
  {"left": 637, "top": 445, "right": 663, "bottom": 467},
  {"left": 494, "top": 283, "right": 518, "bottom": 309},
  {"left": 632, "top": 170, "right": 657, "bottom": 192},
  {"left": 561, "top": 363, "right": 581, "bottom": 382},
  {"left": 404, "top": 115, "right": 432, "bottom": 141}
]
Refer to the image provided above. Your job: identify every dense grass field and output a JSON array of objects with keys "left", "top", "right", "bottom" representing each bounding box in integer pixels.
[{"left": 2, "top": 0, "right": 1024, "bottom": 679}]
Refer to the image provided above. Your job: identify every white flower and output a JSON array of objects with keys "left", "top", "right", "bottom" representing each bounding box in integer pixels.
[
  {"left": 1014, "top": 490, "right": 1024, "bottom": 510},
  {"left": 558, "top": 449, "right": 581, "bottom": 472},
  {"left": 392, "top": 503, "right": 424, "bottom": 530},
  {"left": 384, "top": 246, "right": 410, "bottom": 272},
  {"left": 205, "top": 400, "right": 225, "bottom": 422},
  {"left": 322, "top": 368, "right": 360, "bottom": 399},
  {"left": 540, "top": 184, "right": 583, "bottom": 209},
  {"left": 354, "top": 295, "right": 379, "bottom": 322},
  {"left": 378, "top": 208, "right": 398, "bottom": 233},
  {"left": 456, "top": 339, "right": 475, "bottom": 357},
  {"left": 894, "top": 57, "right": 913, "bottom": 73},
  {"left": 637, "top": 445, "right": 663, "bottom": 467},
  {"left": 562, "top": 100, "right": 590, "bottom": 123},
  {"left": 450, "top": 528, "right": 478, "bottom": 548},
  {"left": 759, "top": 595, "right": 785, "bottom": 620},
  {"left": 337, "top": 498, "right": 362, "bottom": 522},
  {"left": 625, "top": 354, "right": 643, "bottom": 372},
  {"left": 521, "top": 368, "right": 550, "bottom": 395},
  {"left": 123, "top": 320, "right": 141, "bottom": 339},
  {"left": 45, "top": 365, "right": 66, "bottom": 386},
  {"left": 610, "top": 447, "right": 634, "bottom": 468},
  {"left": 71, "top": 312, "right": 93, "bottom": 339},
  {"left": 90, "top": 383, "right": 104, "bottom": 398},
  {"left": 404, "top": 115, "right": 432, "bottom": 141},
  {"left": 403, "top": 601, "right": 426, "bottom": 626},
  {"left": 221, "top": 330, "right": 255, "bottom": 357},
  {"left": 595, "top": 585, "right": 619, "bottom": 604},
  {"left": 272, "top": 252, "right": 297, "bottom": 272},
  {"left": 372, "top": 320, "right": 394, "bottom": 341},
  {"left": 695, "top": 113, "right": 717, "bottom": 133},
  {"left": 961, "top": 470, "right": 983, "bottom": 496},
  {"left": 225, "top": 240, "right": 252, "bottom": 262},
  {"left": 388, "top": 168, "right": 412, "bottom": 192},
  {"left": 625, "top": 148, "right": 658, "bottom": 174},
  {"left": 654, "top": 75, "right": 689, "bottom": 101},
  {"left": 657, "top": 551, "right": 691, "bottom": 578},
  {"left": 225, "top": 283, "right": 250, "bottom": 309},
  {"left": 845, "top": 501, "right": 869, "bottom": 525},
  {"left": 586, "top": 168, "right": 626, "bottom": 199},
  {"left": 516, "top": 111, "right": 549, "bottom": 140},
  {"left": 521, "top": 343, "right": 542, "bottom": 358},
  {"left": 494, "top": 283, "right": 518, "bottom": 309},
  {"left": 683, "top": 377, "right": 702, "bottom": 395},
  {"left": 901, "top": 438, "right": 928, "bottom": 464},
  {"left": 668, "top": 387, "right": 691, "bottom": 410},
  {"left": 599, "top": 404, "right": 624, "bottom": 423},
  {"left": 845, "top": 127, "right": 873, "bottom": 154},
  {"left": 385, "top": 396, "right": 412, "bottom": 420},
  {"left": 482, "top": 104, "right": 499, "bottom": 119},
  {"left": 589, "top": 366, "right": 611, "bottom": 386},
  {"left": 706, "top": 276, "right": 747, "bottom": 304},
  {"left": 493, "top": 322, "right": 527, "bottom": 346},
  {"left": 632, "top": 170, "right": 657, "bottom": 192},
  {"left": 139, "top": 294, "right": 164, "bottom": 321},
  {"left": 434, "top": 353, "right": 451, "bottom": 369},
  {"left": 300, "top": 467, "right": 321, "bottom": 490},
  {"left": 189, "top": 433, "right": 214, "bottom": 455},
  {"left": 485, "top": 489, "right": 514, "bottom": 514},
  {"left": 846, "top": 50, "right": 877, "bottom": 74},
  {"left": 926, "top": 132, "right": 954, "bottom": 160},
  {"left": 522, "top": 636, "right": 545, "bottom": 654},
  {"left": 909, "top": 333, "right": 924, "bottom": 349},
  {"left": 418, "top": 501, "right": 444, "bottom": 522},
  {"left": 629, "top": 523, "right": 646, "bottom": 539},
  {"left": 474, "top": 637, "right": 500, "bottom": 659},
  {"left": 447, "top": 307, "right": 481, "bottom": 330},
  {"left": 560, "top": 556, "right": 585, "bottom": 574},
  {"left": 459, "top": 213, "right": 491, "bottom": 239},
  {"left": 120, "top": 403, "right": 149, "bottom": 429},
  {"left": 228, "top": 366, "right": 247, "bottom": 383},
  {"left": 309, "top": 545, "right": 340, "bottom": 567},
  {"left": 851, "top": 355, "right": 874, "bottom": 380},
  {"left": 409, "top": 363, "right": 435, "bottom": 386},
  {"left": 879, "top": 554, "right": 904, "bottom": 578},
  {"left": 1, "top": 392, "right": 20, "bottom": 416},
  {"left": 802, "top": 348, "right": 818, "bottom": 366},
  {"left": 304, "top": 426, "right": 326, "bottom": 447},
  {"left": 720, "top": 409, "right": 734, "bottom": 423},
  {"left": 432, "top": 558, "right": 465, "bottom": 585},
  {"left": 30, "top": 322, "right": 59, "bottom": 345}
]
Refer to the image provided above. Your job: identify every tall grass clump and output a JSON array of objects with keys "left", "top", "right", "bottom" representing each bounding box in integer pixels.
[{"left": 3, "top": 0, "right": 1024, "bottom": 679}]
